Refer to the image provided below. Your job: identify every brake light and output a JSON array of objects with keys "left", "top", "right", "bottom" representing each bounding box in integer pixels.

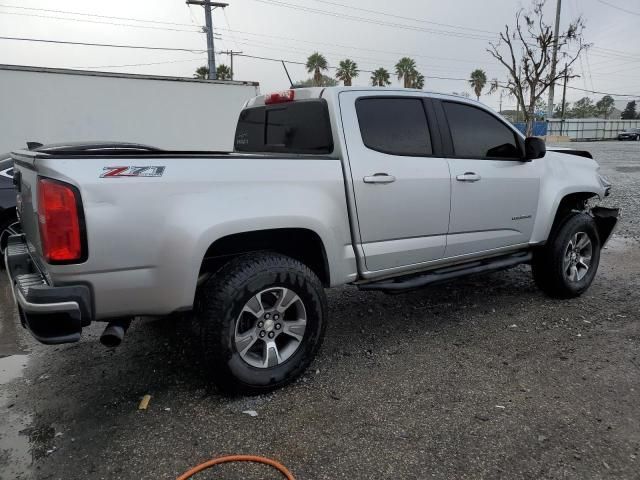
[
  {"left": 264, "top": 90, "right": 295, "bottom": 105},
  {"left": 37, "top": 178, "right": 84, "bottom": 263}
]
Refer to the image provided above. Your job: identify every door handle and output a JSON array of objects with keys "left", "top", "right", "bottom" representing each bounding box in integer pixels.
[
  {"left": 363, "top": 173, "right": 396, "bottom": 184},
  {"left": 456, "top": 172, "right": 481, "bottom": 182}
]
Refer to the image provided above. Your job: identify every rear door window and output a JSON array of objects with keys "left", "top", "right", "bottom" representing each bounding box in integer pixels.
[
  {"left": 356, "top": 98, "right": 432, "bottom": 156},
  {"left": 443, "top": 102, "right": 522, "bottom": 159}
]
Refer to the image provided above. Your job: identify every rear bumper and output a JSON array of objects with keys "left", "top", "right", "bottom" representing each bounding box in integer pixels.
[{"left": 4, "top": 235, "right": 92, "bottom": 344}]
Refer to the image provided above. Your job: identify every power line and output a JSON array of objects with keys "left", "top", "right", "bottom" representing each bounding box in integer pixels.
[
  {"left": 0, "top": 35, "right": 207, "bottom": 53},
  {"left": 213, "top": 26, "right": 491, "bottom": 66},
  {"left": 3, "top": 34, "right": 637, "bottom": 98},
  {"left": 596, "top": 0, "right": 640, "bottom": 16},
  {"left": 584, "top": 49, "right": 595, "bottom": 93},
  {"left": 306, "top": 0, "right": 496, "bottom": 35},
  {"left": 246, "top": 0, "right": 495, "bottom": 41},
  {"left": 590, "top": 47, "right": 640, "bottom": 62},
  {"left": 0, "top": 2, "right": 498, "bottom": 65},
  {"left": 0, "top": 3, "right": 199, "bottom": 27},
  {"left": 221, "top": 8, "right": 240, "bottom": 52},
  {"left": 490, "top": 78, "right": 639, "bottom": 99},
  {"left": 0, "top": 10, "right": 204, "bottom": 33},
  {"left": 565, "top": 84, "right": 639, "bottom": 97},
  {"left": 75, "top": 57, "right": 207, "bottom": 70}
]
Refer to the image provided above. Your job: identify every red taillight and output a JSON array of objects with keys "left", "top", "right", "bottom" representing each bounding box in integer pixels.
[
  {"left": 37, "top": 178, "right": 84, "bottom": 263},
  {"left": 264, "top": 90, "right": 295, "bottom": 105}
]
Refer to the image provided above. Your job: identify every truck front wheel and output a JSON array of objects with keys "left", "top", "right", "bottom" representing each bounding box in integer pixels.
[
  {"left": 532, "top": 213, "right": 601, "bottom": 298},
  {"left": 198, "top": 252, "right": 327, "bottom": 394}
]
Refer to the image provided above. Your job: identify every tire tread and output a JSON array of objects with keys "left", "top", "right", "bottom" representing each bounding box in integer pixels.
[
  {"left": 198, "top": 251, "right": 327, "bottom": 394},
  {"left": 532, "top": 213, "right": 600, "bottom": 299}
]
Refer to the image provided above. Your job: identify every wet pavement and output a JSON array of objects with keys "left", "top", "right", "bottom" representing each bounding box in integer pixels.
[
  {"left": 0, "top": 141, "right": 639, "bottom": 479},
  {"left": 0, "top": 278, "right": 30, "bottom": 480}
]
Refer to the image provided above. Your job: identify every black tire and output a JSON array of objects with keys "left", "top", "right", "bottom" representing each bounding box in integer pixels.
[
  {"left": 198, "top": 252, "right": 327, "bottom": 394},
  {"left": 532, "top": 213, "right": 601, "bottom": 299}
]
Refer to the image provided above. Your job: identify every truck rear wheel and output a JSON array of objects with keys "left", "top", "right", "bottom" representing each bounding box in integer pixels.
[
  {"left": 532, "top": 213, "right": 601, "bottom": 298},
  {"left": 198, "top": 252, "right": 327, "bottom": 394}
]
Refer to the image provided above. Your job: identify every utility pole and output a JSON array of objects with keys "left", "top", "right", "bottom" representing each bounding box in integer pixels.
[
  {"left": 186, "top": 0, "right": 228, "bottom": 80},
  {"left": 546, "top": 0, "right": 562, "bottom": 118},
  {"left": 560, "top": 63, "right": 568, "bottom": 136},
  {"left": 218, "top": 50, "right": 242, "bottom": 79}
]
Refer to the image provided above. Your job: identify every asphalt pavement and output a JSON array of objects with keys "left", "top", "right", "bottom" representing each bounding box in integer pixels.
[{"left": 0, "top": 141, "right": 638, "bottom": 479}]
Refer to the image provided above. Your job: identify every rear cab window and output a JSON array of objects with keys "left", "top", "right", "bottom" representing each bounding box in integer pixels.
[
  {"left": 355, "top": 97, "right": 433, "bottom": 156},
  {"left": 234, "top": 99, "right": 333, "bottom": 154}
]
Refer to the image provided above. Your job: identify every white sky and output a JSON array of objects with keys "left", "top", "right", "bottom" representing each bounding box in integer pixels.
[{"left": 0, "top": 0, "right": 638, "bottom": 110}]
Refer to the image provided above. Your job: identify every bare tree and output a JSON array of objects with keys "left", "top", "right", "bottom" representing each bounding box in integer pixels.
[
  {"left": 488, "top": 78, "right": 500, "bottom": 95},
  {"left": 488, "top": 0, "right": 588, "bottom": 135}
]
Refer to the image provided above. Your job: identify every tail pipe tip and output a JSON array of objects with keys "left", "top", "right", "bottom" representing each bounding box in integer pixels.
[{"left": 100, "top": 319, "right": 132, "bottom": 348}]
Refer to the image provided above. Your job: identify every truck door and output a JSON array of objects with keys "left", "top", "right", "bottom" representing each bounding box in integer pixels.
[
  {"left": 437, "top": 100, "right": 541, "bottom": 258},
  {"left": 339, "top": 91, "right": 451, "bottom": 273}
]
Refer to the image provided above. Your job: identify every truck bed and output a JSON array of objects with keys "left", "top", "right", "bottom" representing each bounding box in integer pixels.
[{"left": 11, "top": 146, "right": 355, "bottom": 321}]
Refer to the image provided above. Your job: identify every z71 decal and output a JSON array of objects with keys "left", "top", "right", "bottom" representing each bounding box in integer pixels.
[{"left": 101, "top": 166, "right": 165, "bottom": 178}]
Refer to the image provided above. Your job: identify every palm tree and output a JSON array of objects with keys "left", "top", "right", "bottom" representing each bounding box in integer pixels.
[
  {"left": 469, "top": 69, "right": 487, "bottom": 100},
  {"left": 306, "top": 52, "right": 328, "bottom": 87},
  {"left": 395, "top": 57, "right": 417, "bottom": 88},
  {"left": 370, "top": 68, "right": 391, "bottom": 87},
  {"left": 335, "top": 59, "right": 358, "bottom": 86},
  {"left": 216, "top": 64, "right": 232, "bottom": 80},
  {"left": 410, "top": 72, "right": 425, "bottom": 89},
  {"left": 194, "top": 66, "right": 209, "bottom": 79},
  {"left": 294, "top": 76, "right": 339, "bottom": 87}
]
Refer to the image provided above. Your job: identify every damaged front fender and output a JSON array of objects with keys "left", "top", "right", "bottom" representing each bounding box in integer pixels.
[{"left": 592, "top": 206, "right": 619, "bottom": 247}]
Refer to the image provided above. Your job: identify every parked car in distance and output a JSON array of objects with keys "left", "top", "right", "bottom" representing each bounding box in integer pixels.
[
  {"left": 617, "top": 128, "right": 640, "bottom": 140},
  {"left": 7, "top": 87, "right": 619, "bottom": 394}
]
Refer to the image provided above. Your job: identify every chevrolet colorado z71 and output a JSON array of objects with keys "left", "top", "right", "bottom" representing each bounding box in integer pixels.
[{"left": 6, "top": 88, "right": 618, "bottom": 393}]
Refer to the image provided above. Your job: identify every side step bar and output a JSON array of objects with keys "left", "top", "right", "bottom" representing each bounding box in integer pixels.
[{"left": 359, "top": 251, "right": 532, "bottom": 293}]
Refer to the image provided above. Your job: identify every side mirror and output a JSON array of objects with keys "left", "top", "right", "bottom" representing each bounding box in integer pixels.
[{"left": 524, "top": 137, "right": 546, "bottom": 161}]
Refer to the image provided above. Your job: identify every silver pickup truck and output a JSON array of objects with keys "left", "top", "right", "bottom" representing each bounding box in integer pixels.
[{"left": 6, "top": 87, "right": 618, "bottom": 393}]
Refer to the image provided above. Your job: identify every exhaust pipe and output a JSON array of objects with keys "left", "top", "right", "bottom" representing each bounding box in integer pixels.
[{"left": 100, "top": 319, "right": 132, "bottom": 348}]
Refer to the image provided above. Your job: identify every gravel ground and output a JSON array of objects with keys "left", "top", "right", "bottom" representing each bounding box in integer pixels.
[{"left": 0, "top": 141, "right": 638, "bottom": 480}]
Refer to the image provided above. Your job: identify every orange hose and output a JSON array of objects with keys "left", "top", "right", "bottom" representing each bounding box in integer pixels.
[{"left": 177, "top": 454, "right": 295, "bottom": 480}]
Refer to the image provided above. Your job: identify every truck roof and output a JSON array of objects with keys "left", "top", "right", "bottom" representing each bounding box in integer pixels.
[{"left": 245, "top": 86, "right": 485, "bottom": 107}]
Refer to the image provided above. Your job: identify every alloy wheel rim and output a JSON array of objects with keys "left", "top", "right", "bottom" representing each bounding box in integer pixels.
[
  {"left": 234, "top": 287, "right": 307, "bottom": 368},
  {"left": 563, "top": 231, "right": 593, "bottom": 282}
]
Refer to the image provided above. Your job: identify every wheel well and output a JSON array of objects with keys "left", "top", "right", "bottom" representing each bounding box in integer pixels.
[
  {"left": 200, "top": 228, "right": 330, "bottom": 286},
  {"left": 550, "top": 192, "right": 597, "bottom": 237}
]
